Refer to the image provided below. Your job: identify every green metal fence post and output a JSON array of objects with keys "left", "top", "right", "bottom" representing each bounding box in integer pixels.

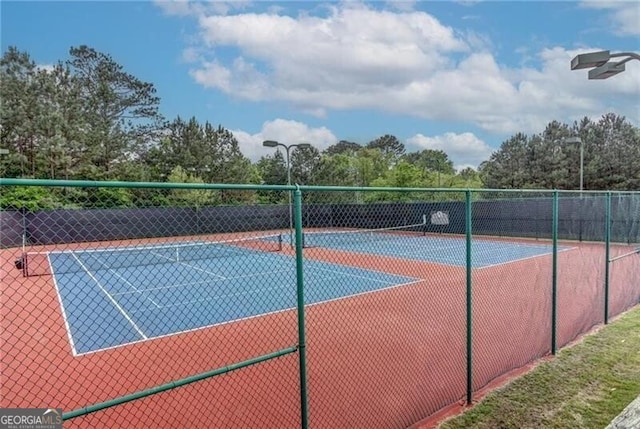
[
  {"left": 293, "top": 186, "right": 309, "bottom": 429},
  {"left": 604, "top": 192, "right": 611, "bottom": 325},
  {"left": 465, "top": 190, "right": 473, "bottom": 405},
  {"left": 552, "top": 191, "right": 558, "bottom": 355}
]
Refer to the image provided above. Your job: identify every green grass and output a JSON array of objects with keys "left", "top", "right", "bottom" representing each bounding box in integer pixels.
[{"left": 441, "top": 307, "right": 640, "bottom": 429}]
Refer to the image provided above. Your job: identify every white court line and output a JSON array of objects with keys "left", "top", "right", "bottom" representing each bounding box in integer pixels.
[
  {"left": 475, "top": 246, "right": 578, "bottom": 269},
  {"left": 129, "top": 283, "right": 293, "bottom": 313},
  {"left": 88, "top": 257, "right": 160, "bottom": 308},
  {"left": 312, "top": 266, "right": 417, "bottom": 284},
  {"left": 150, "top": 249, "right": 227, "bottom": 279},
  {"left": 305, "top": 279, "right": 424, "bottom": 308},
  {"left": 113, "top": 268, "right": 295, "bottom": 296},
  {"left": 48, "top": 254, "right": 79, "bottom": 356},
  {"left": 71, "top": 253, "right": 148, "bottom": 340},
  {"left": 72, "top": 272, "right": 425, "bottom": 357},
  {"left": 306, "top": 255, "right": 427, "bottom": 279}
]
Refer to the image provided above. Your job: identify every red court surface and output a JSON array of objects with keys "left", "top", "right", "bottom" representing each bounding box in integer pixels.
[{"left": 1, "top": 235, "right": 638, "bottom": 428}]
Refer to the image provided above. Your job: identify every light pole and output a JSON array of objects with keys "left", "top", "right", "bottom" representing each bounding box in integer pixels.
[
  {"left": 263, "top": 140, "right": 311, "bottom": 245},
  {"left": 570, "top": 50, "right": 640, "bottom": 79},
  {"left": 563, "top": 137, "right": 584, "bottom": 192}
]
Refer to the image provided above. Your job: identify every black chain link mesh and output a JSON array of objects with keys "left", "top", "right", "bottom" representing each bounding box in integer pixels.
[
  {"left": 1, "top": 182, "right": 639, "bottom": 428},
  {"left": 471, "top": 191, "right": 553, "bottom": 392},
  {"left": 301, "top": 190, "right": 466, "bottom": 428},
  {"left": 556, "top": 192, "right": 606, "bottom": 348},
  {"left": 608, "top": 192, "right": 640, "bottom": 318},
  {"left": 1, "top": 185, "right": 301, "bottom": 428}
]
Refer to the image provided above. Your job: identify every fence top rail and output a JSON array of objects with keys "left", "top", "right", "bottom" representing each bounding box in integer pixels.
[
  {"left": 1, "top": 178, "right": 639, "bottom": 195},
  {"left": 0, "top": 178, "right": 290, "bottom": 191},
  {"left": 0, "top": 178, "right": 474, "bottom": 192}
]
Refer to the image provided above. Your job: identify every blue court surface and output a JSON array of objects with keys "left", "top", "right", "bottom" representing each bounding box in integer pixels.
[
  {"left": 50, "top": 242, "right": 419, "bottom": 355},
  {"left": 300, "top": 231, "right": 570, "bottom": 268}
]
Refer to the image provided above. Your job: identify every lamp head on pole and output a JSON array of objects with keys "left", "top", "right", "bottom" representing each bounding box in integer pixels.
[
  {"left": 570, "top": 50, "right": 610, "bottom": 70},
  {"left": 262, "top": 140, "right": 279, "bottom": 148},
  {"left": 588, "top": 62, "right": 625, "bottom": 80},
  {"left": 570, "top": 49, "right": 638, "bottom": 80}
]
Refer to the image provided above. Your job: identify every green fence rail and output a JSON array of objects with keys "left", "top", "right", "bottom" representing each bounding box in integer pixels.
[{"left": 1, "top": 178, "right": 639, "bottom": 428}]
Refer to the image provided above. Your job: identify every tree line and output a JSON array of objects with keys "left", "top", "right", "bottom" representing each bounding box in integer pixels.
[
  {"left": 1, "top": 46, "right": 638, "bottom": 209},
  {"left": 479, "top": 115, "right": 640, "bottom": 191}
]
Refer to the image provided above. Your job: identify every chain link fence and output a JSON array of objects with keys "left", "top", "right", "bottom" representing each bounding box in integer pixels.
[
  {"left": 1, "top": 179, "right": 639, "bottom": 428},
  {"left": 608, "top": 192, "right": 640, "bottom": 319},
  {"left": 470, "top": 191, "right": 553, "bottom": 394}
]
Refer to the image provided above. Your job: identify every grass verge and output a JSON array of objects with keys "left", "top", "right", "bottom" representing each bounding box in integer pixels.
[{"left": 441, "top": 306, "right": 640, "bottom": 429}]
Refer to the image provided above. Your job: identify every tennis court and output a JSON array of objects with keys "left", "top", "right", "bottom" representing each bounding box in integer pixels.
[
  {"left": 38, "top": 234, "right": 418, "bottom": 355},
  {"left": 300, "top": 225, "right": 572, "bottom": 268},
  {"left": 32, "top": 224, "right": 574, "bottom": 356}
]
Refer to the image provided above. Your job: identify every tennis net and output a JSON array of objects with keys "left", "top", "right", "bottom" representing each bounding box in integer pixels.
[
  {"left": 22, "top": 233, "right": 283, "bottom": 277},
  {"left": 302, "top": 221, "right": 426, "bottom": 249}
]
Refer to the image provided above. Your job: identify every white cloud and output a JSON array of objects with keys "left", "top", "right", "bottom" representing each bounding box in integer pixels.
[
  {"left": 155, "top": 0, "right": 204, "bottom": 17},
  {"left": 155, "top": 0, "right": 251, "bottom": 17},
  {"left": 189, "top": 4, "right": 468, "bottom": 98},
  {"left": 232, "top": 119, "right": 338, "bottom": 161},
  {"left": 164, "top": 3, "right": 638, "bottom": 136},
  {"left": 580, "top": 1, "right": 640, "bottom": 36},
  {"left": 406, "top": 132, "right": 493, "bottom": 169},
  {"left": 191, "top": 57, "right": 269, "bottom": 101},
  {"left": 386, "top": 1, "right": 418, "bottom": 12},
  {"left": 181, "top": 46, "right": 201, "bottom": 63},
  {"left": 233, "top": 121, "right": 493, "bottom": 169}
]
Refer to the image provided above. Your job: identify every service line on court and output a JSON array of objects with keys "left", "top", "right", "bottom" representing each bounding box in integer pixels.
[
  {"left": 475, "top": 246, "right": 578, "bottom": 269},
  {"left": 113, "top": 268, "right": 296, "bottom": 296},
  {"left": 71, "top": 253, "right": 148, "bottom": 341},
  {"left": 129, "top": 283, "right": 293, "bottom": 313}
]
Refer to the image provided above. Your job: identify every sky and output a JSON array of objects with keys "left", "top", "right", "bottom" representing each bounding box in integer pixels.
[{"left": 1, "top": 0, "right": 639, "bottom": 170}]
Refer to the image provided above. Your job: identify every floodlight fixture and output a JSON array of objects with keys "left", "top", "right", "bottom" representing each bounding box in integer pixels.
[
  {"left": 570, "top": 50, "right": 610, "bottom": 70},
  {"left": 588, "top": 62, "right": 626, "bottom": 80},
  {"left": 570, "top": 50, "right": 639, "bottom": 80}
]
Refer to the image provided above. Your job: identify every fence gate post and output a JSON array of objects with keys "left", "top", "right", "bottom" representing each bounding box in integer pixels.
[
  {"left": 552, "top": 191, "right": 558, "bottom": 355},
  {"left": 293, "top": 187, "right": 309, "bottom": 429},
  {"left": 465, "top": 190, "right": 473, "bottom": 405},
  {"left": 604, "top": 192, "right": 611, "bottom": 325}
]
